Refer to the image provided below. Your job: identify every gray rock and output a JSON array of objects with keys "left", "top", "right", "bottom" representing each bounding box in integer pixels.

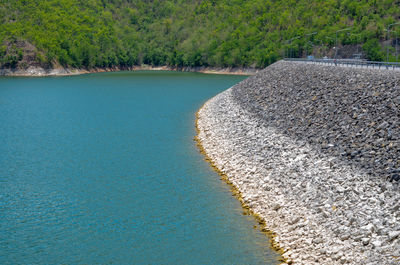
[
  {"left": 197, "top": 60, "right": 400, "bottom": 265},
  {"left": 312, "top": 237, "right": 323, "bottom": 244},
  {"left": 371, "top": 240, "right": 382, "bottom": 248},
  {"left": 388, "top": 231, "right": 400, "bottom": 241},
  {"left": 362, "top": 238, "right": 370, "bottom": 246},
  {"left": 272, "top": 203, "right": 281, "bottom": 211}
]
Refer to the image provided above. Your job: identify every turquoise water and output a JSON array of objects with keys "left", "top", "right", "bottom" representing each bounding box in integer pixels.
[{"left": 0, "top": 71, "right": 279, "bottom": 265}]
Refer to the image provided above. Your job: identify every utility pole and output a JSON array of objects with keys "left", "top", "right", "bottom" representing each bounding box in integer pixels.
[
  {"left": 305, "top": 32, "right": 317, "bottom": 58},
  {"left": 386, "top": 22, "right": 400, "bottom": 63},
  {"left": 348, "top": 33, "right": 361, "bottom": 59},
  {"left": 335, "top": 28, "right": 352, "bottom": 60},
  {"left": 306, "top": 41, "right": 314, "bottom": 58},
  {"left": 284, "top": 40, "right": 291, "bottom": 58},
  {"left": 396, "top": 30, "right": 399, "bottom": 62},
  {"left": 386, "top": 29, "right": 399, "bottom": 62},
  {"left": 288, "top": 36, "right": 301, "bottom": 58},
  {"left": 325, "top": 36, "right": 333, "bottom": 58}
]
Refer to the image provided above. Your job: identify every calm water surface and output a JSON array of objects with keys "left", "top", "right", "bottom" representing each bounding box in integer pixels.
[{"left": 0, "top": 71, "right": 279, "bottom": 264}]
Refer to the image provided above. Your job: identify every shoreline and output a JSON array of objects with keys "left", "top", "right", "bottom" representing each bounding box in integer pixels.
[
  {"left": 196, "top": 61, "right": 400, "bottom": 264},
  {"left": 0, "top": 65, "right": 259, "bottom": 77},
  {"left": 194, "top": 105, "right": 287, "bottom": 265}
]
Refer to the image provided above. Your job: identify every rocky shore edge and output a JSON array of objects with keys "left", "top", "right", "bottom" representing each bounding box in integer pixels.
[
  {"left": 0, "top": 65, "right": 258, "bottom": 77},
  {"left": 196, "top": 61, "right": 399, "bottom": 265}
]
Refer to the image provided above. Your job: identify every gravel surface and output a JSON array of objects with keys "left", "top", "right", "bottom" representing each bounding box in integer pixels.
[{"left": 197, "top": 61, "right": 400, "bottom": 265}]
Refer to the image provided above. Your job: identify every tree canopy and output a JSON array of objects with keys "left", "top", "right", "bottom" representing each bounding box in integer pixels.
[{"left": 1, "top": 0, "right": 399, "bottom": 69}]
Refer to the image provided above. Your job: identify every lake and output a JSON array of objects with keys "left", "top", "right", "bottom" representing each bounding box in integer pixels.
[{"left": 0, "top": 71, "right": 279, "bottom": 264}]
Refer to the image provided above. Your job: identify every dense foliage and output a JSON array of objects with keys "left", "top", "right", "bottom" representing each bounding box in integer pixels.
[{"left": 1, "top": 0, "right": 399, "bottom": 69}]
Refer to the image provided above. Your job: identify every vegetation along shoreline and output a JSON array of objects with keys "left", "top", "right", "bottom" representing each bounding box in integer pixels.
[
  {"left": 0, "top": 65, "right": 258, "bottom": 77},
  {"left": 2, "top": 1, "right": 400, "bottom": 72}
]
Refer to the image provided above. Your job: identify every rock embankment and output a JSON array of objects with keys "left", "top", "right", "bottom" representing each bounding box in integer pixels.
[{"left": 197, "top": 61, "right": 400, "bottom": 265}]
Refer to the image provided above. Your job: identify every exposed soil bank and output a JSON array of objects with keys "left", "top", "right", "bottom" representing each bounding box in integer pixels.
[
  {"left": 196, "top": 61, "right": 400, "bottom": 265},
  {"left": 0, "top": 65, "right": 258, "bottom": 77}
]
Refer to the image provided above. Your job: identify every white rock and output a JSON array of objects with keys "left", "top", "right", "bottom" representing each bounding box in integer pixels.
[
  {"left": 371, "top": 240, "right": 382, "bottom": 248},
  {"left": 388, "top": 231, "right": 400, "bottom": 241},
  {"left": 197, "top": 62, "right": 400, "bottom": 265},
  {"left": 361, "top": 237, "right": 370, "bottom": 245}
]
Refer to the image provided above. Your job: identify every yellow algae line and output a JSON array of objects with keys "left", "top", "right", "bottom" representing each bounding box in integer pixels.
[{"left": 194, "top": 102, "right": 289, "bottom": 265}]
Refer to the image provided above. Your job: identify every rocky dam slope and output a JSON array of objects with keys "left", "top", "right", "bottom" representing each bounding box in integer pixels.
[{"left": 197, "top": 61, "right": 400, "bottom": 265}]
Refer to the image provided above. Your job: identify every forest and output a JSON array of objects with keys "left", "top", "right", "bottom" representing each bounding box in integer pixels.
[{"left": 0, "top": 0, "right": 399, "bottom": 69}]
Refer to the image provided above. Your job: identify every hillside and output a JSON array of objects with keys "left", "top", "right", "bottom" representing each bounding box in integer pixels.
[{"left": 1, "top": 0, "right": 400, "bottom": 70}]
